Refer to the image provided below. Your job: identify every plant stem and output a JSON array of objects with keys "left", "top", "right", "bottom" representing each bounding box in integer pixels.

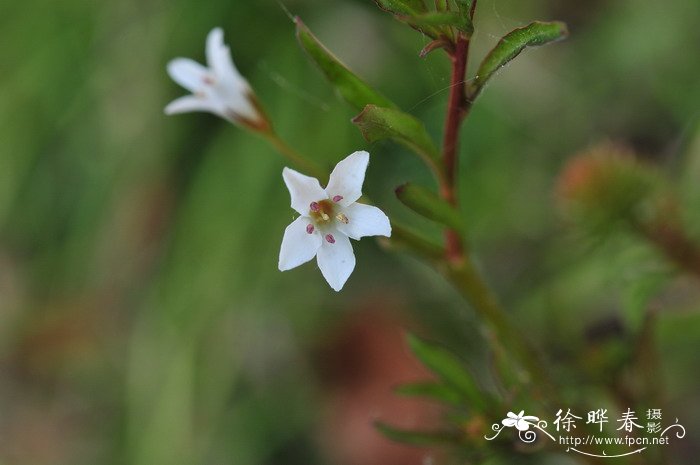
[
  {"left": 437, "top": 7, "right": 553, "bottom": 396},
  {"left": 445, "top": 261, "right": 553, "bottom": 398},
  {"left": 441, "top": 35, "right": 470, "bottom": 262}
]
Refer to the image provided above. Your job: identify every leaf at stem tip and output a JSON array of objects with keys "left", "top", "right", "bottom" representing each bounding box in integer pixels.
[
  {"left": 455, "top": 0, "right": 472, "bottom": 8},
  {"left": 374, "top": 421, "right": 459, "bottom": 446},
  {"left": 373, "top": 0, "right": 428, "bottom": 16},
  {"left": 294, "top": 18, "right": 396, "bottom": 111},
  {"left": 352, "top": 105, "right": 441, "bottom": 169},
  {"left": 406, "top": 333, "right": 490, "bottom": 412},
  {"left": 400, "top": 12, "right": 473, "bottom": 36},
  {"left": 395, "top": 183, "right": 466, "bottom": 234},
  {"left": 373, "top": 0, "right": 447, "bottom": 39},
  {"left": 468, "top": 21, "right": 568, "bottom": 99}
]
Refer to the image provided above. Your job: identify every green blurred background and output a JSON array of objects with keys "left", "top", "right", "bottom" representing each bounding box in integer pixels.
[{"left": 1, "top": 0, "right": 699, "bottom": 464}]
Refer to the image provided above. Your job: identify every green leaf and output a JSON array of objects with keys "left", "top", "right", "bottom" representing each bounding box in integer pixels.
[
  {"left": 400, "top": 11, "right": 473, "bottom": 35},
  {"left": 406, "top": 333, "right": 490, "bottom": 412},
  {"left": 352, "top": 105, "right": 441, "bottom": 174},
  {"left": 395, "top": 381, "right": 462, "bottom": 404},
  {"left": 381, "top": 222, "right": 444, "bottom": 261},
  {"left": 295, "top": 18, "right": 396, "bottom": 111},
  {"left": 373, "top": 0, "right": 445, "bottom": 39},
  {"left": 456, "top": 0, "right": 473, "bottom": 14},
  {"left": 374, "top": 421, "right": 458, "bottom": 446},
  {"left": 395, "top": 183, "right": 466, "bottom": 233},
  {"left": 373, "top": 0, "right": 427, "bottom": 16},
  {"left": 468, "top": 21, "right": 568, "bottom": 99}
]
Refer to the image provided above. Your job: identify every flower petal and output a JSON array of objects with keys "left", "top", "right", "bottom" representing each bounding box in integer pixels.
[
  {"left": 215, "top": 87, "right": 259, "bottom": 124},
  {"left": 164, "top": 95, "right": 216, "bottom": 115},
  {"left": 316, "top": 233, "right": 355, "bottom": 291},
  {"left": 278, "top": 216, "right": 322, "bottom": 271},
  {"left": 167, "top": 58, "right": 209, "bottom": 93},
  {"left": 283, "top": 167, "right": 327, "bottom": 215},
  {"left": 502, "top": 419, "right": 517, "bottom": 427},
  {"left": 206, "top": 27, "right": 245, "bottom": 85},
  {"left": 336, "top": 203, "right": 391, "bottom": 240},
  {"left": 325, "top": 151, "right": 369, "bottom": 206}
]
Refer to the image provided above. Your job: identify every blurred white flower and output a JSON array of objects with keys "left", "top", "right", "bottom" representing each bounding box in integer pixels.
[
  {"left": 165, "top": 27, "right": 269, "bottom": 131},
  {"left": 278, "top": 151, "right": 391, "bottom": 291},
  {"left": 502, "top": 411, "right": 540, "bottom": 431}
]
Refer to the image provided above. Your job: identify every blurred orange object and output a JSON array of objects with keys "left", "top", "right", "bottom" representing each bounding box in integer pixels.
[{"left": 316, "top": 303, "right": 444, "bottom": 465}]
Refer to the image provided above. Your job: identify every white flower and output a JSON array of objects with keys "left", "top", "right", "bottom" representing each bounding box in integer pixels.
[
  {"left": 165, "top": 27, "right": 269, "bottom": 131},
  {"left": 278, "top": 151, "right": 391, "bottom": 291},
  {"left": 502, "top": 411, "right": 540, "bottom": 432}
]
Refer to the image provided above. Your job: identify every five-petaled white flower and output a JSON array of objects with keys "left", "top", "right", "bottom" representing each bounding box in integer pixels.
[
  {"left": 165, "top": 27, "right": 269, "bottom": 131},
  {"left": 502, "top": 411, "right": 540, "bottom": 431},
  {"left": 278, "top": 151, "right": 391, "bottom": 291}
]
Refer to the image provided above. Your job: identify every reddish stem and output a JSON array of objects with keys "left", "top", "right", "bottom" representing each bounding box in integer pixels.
[{"left": 441, "top": 35, "right": 471, "bottom": 262}]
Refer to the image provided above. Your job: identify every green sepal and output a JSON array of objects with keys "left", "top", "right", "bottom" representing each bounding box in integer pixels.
[
  {"left": 374, "top": 421, "right": 459, "bottom": 446},
  {"left": 468, "top": 21, "right": 568, "bottom": 99},
  {"left": 395, "top": 183, "right": 465, "bottom": 234},
  {"left": 407, "top": 333, "right": 490, "bottom": 412},
  {"left": 295, "top": 18, "right": 396, "bottom": 111}
]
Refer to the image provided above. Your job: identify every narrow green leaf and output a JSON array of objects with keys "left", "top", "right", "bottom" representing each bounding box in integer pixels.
[
  {"left": 395, "top": 183, "right": 466, "bottom": 233},
  {"left": 468, "top": 21, "right": 568, "bottom": 99},
  {"left": 407, "top": 333, "right": 490, "bottom": 411},
  {"left": 373, "top": 0, "right": 427, "bottom": 15},
  {"left": 352, "top": 105, "right": 441, "bottom": 174},
  {"left": 295, "top": 18, "right": 396, "bottom": 111},
  {"left": 373, "top": 0, "right": 444, "bottom": 39},
  {"left": 381, "top": 222, "right": 444, "bottom": 261},
  {"left": 455, "top": 0, "right": 475, "bottom": 34},
  {"left": 455, "top": 0, "right": 474, "bottom": 15},
  {"left": 374, "top": 421, "right": 459, "bottom": 446},
  {"left": 434, "top": 0, "right": 448, "bottom": 12},
  {"left": 395, "top": 381, "right": 462, "bottom": 404},
  {"left": 400, "top": 11, "right": 473, "bottom": 35}
]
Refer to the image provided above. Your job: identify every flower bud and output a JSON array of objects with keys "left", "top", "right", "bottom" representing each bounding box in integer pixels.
[{"left": 556, "top": 142, "right": 666, "bottom": 232}]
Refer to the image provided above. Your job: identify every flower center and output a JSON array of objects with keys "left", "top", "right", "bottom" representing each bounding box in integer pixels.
[
  {"left": 309, "top": 200, "right": 334, "bottom": 223},
  {"left": 308, "top": 199, "right": 350, "bottom": 230}
]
